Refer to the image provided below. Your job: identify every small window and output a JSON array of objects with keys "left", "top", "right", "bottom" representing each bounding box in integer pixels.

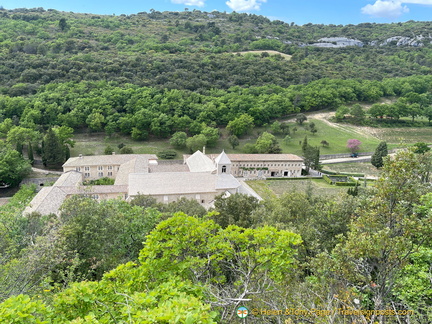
[
  {"left": 108, "top": 166, "right": 113, "bottom": 170},
  {"left": 76, "top": 167, "right": 81, "bottom": 172},
  {"left": 108, "top": 172, "right": 113, "bottom": 176},
  {"left": 98, "top": 172, "right": 103, "bottom": 177},
  {"left": 84, "top": 173, "right": 90, "bottom": 178},
  {"left": 201, "top": 199, "right": 205, "bottom": 204},
  {"left": 98, "top": 166, "right": 103, "bottom": 171},
  {"left": 222, "top": 165, "right": 227, "bottom": 173},
  {"left": 84, "top": 166, "right": 90, "bottom": 171}
]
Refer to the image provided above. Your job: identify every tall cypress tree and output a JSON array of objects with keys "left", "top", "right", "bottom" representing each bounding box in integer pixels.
[
  {"left": 371, "top": 141, "right": 388, "bottom": 168},
  {"left": 42, "top": 128, "right": 65, "bottom": 168},
  {"left": 28, "top": 142, "right": 34, "bottom": 165}
]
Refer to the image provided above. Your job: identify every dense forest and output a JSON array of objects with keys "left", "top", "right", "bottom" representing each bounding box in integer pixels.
[{"left": 0, "top": 7, "right": 431, "bottom": 323}]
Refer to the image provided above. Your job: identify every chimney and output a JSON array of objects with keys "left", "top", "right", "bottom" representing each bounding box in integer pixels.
[
  {"left": 112, "top": 152, "right": 116, "bottom": 155},
  {"left": 203, "top": 146, "right": 206, "bottom": 155},
  {"left": 79, "top": 154, "right": 83, "bottom": 159}
]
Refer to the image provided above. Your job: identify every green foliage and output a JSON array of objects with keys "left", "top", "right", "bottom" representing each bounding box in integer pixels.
[
  {"left": 322, "top": 174, "right": 332, "bottom": 185},
  {"left": 303, "top": 144, "right": 320, "bottom": 172},
  {"left": 255, "top": 131, "right": 282, "bottom": 153},
  {"left": 227, "top": 134, "right": 239, "bottom": 149},
  {"left": 162, "top": 197, "right": 207, "bottom": 217},
  {"left": 119, "top": 146, "right": 133, "bottom": 154},
  {"left": 42, "top": 128, "right": 65, "bottom": 168},
  {"left": 200, "top": 126, "right": 219, "bottom": 147},
  {"left": 350, "top": 104, "right": 366, "bottom": 123},
  {"left": 169, "top": 131, "right": 187, "bottom": 148},
  {"left": 371, "top": 141, "right": 388, "bottom": 168},
  {"left": 226, "top": 113, "right": 254, "bottom": 137},
  {"left": 212, "top": 193, "right": 261, "bottom": 228},
  {"left": 242, "top": 143, "right": 257, "bottom": 153},
  {"left": 321, "top": 150, "right": 432, "bottom": 314},
  {"left": 103, "top": 145, "right": 114, "bottom": 155},
  {"left": 270, "top": 120, "right": 282, "bottom": 134},
  {"left": 83, "top": 177, "right": 115, "bottom": 185},
  {"left": 413, "top": 142, "right": 431, "bottom": 154},
  {"left": 0, "top": 294, "right": 49, "bottom": 323},
  {"left": 335, "top": 105, "right": 349, "bottom": 121},
  {"left": 0, "top": 141, "right": 31, "bottom": 186},
  {"left": 27, "top": 142, "right": 34, "bottom": 164},
  {"left": 295, "top": 113, "right": 307, "bottom": 125},
  {"left": 186, "top": 134, "right": 207, "bottom": 153},
  {"left": 156, "top": 150, "right": 177, "bottom": 159},
  {"left": 56, "top": 196, "right": 161, "bottom": 281}
]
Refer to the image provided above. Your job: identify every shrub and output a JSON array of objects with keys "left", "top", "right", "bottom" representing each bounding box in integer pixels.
[
  {"left": 157, "top": 150, "right": 177, "bottom": 159},
  {"left": 323, "top": 174, "right": 333, "bottom": 184}
]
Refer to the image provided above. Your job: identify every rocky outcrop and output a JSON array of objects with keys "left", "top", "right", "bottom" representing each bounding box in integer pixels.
[{"left": 375, "top": 35, "right": 431, "bottom": 47}]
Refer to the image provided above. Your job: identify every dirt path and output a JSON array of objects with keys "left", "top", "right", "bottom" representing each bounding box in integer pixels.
[
  {"left": 284, "top": 111, "right": 383, "bottom": 140},
  {"left": 31, "top": 167, "right": 63, "bottom": 175}
]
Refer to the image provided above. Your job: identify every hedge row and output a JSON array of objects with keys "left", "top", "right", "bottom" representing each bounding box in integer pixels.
[
  {"left": 321, "top": 169, "right": 364, "bottom": 177},
  {"left": 335, "top": 182, "right": 358, "bottom": 187},
  {"left": 323, "top": 174, "right": 333, "bottom": 185},
  {"left": 268, "top": 177, "right": 323, "bottom": 181}
]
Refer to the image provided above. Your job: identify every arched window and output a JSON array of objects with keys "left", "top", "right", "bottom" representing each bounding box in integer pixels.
[{"left": 222, "top": 165, "right": 227, "bottom": 173}]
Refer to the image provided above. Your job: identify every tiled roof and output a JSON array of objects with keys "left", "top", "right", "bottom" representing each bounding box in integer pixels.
[
  {"left": 53, "top": 170, "right": 82, "bottom": 187},
  {"left": 24, "top": 186, "right": 68, "bottom": 215},
  {"left": 63, "top": 154, "right": 157, "bottom": 167},
  {"left": 129, "top": 172, "right": 230, "bottom": 196},
  {"left": 149, "top": 162, "right": 189, "bottom": 173},
  {"left": 114, "top": 156, "right": 149, "bottom": 185},
  {"left": 226, "top": 154, "right": 302, "bottom": 162},
  {"left": 215, "top": 150, "right": 231, "bottom": 165},
  {"left": 186, "top": 150, "right": 216, "bottom": 173},
  {"left": 60, "top": 185, "right": 128, "bottom": 195},
  {"left": 215, "top": 174, "right": 240, "bottom": 189}
]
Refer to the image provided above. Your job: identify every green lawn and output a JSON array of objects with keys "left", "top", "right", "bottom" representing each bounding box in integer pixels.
[
  {"left": 247, "top": 178, "right": 350, "bottom": 199},
  {"left": 277, "top": 119, "right": 382, "bottom": 155}
]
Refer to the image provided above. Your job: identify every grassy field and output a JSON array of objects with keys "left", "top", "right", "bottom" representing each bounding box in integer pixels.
[
  {"left": 277, "top": 119, "right": 383, "bottom": 155},
  {"left": 376, "top": 127, "right": 432, "bottom": 145},
  {"left": 247, "top": 178, "right": 353, "bottom": 199},
  {"left": 322, "top": 162, "right": 382, "bottom": 177}
]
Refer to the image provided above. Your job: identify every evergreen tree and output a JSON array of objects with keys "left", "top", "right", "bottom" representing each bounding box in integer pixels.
[
  {"left": 64, "top": 145, "right": 70, "bottom": 161},
  {"left": 228, "top": 135, "right": 239, "bottom": 149},
  {"left": 27, "top": 142, "right": 34, "bottom": 165},
  {"left": 302, "top": 136, "right": 308, "bottom": 152},
  {"left": 42, "top": 128, "right": 65, "bottom": 168},
  {"left": 371, "top": 141, "right": 388, "bottom": 168},
  {"left": 16, "top": 143, "right": 23, "bottom": 156}
]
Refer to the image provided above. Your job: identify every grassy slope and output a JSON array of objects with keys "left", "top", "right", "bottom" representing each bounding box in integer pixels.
[{"left": 71, "top": 117, "right": 429, "bottom": 158}]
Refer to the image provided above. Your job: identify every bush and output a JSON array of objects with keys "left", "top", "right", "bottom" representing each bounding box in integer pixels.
[
  {"left": 268, "top": 177, "right": 322, "bottom": 180},
  {"left": 335, "top": 181, "right": 358, "bottom": 186},
  {"left": 157, "top": 150, "right": 177, "bottom": 159},
  {"left": 323, "top": 174, "right": 333, "bottom": 184},
  {"left": 119, "top": 146, "right": 133, "bottom": 154}
]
